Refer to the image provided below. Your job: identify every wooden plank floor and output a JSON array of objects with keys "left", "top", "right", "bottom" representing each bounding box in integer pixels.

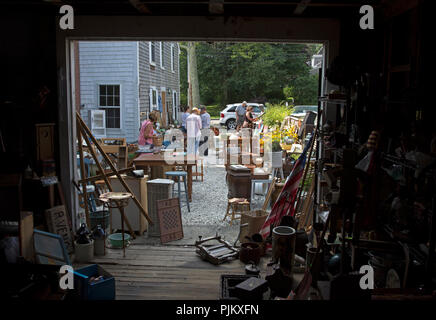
[{"left": 77, "top": 243, "right": 251, "bottom": 300}]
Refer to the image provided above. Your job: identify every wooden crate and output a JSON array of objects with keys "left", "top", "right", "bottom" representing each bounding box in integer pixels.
[{"left": 98, "top": 138, "right": 128, "bottom": 169}]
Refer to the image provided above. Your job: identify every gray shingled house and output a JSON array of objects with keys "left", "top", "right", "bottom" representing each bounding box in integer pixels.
[{"left": 78, "top": 41, "right": 181, "bottom": 143}]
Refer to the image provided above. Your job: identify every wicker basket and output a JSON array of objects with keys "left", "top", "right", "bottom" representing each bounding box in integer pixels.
[
  {"left": 239, "top": 209, "right": 268, "bottom": 244},
  {"left": 153, "top": 136, "right": 163, "bottom": 146}
]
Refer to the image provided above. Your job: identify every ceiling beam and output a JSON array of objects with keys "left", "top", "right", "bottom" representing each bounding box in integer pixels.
[{"left": 293, "top": 0, "right": 311, "bottom": 15}]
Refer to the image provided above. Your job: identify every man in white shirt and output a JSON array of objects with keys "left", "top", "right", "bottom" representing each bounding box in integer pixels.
[{"left": 186, "top": 107, "right": 202, "bottom": 157}]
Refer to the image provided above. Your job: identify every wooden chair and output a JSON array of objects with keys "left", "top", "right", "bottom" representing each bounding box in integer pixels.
[
  {"left": 223, "top": 198, "right": 250, "bottom": 225},
  {"left": 193, "top": 158, "right": 204, "bottom": 182}
]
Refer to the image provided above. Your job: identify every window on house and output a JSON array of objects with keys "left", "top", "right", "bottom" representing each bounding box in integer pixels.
[
  {"left": 99, "top": 84, "right": 121, "bottom": 128},
  {"left": 170, "top": 44, "right": 175, "bottom": 72},
  {"left": 160, "top": 42, "right": 165, "bottom": 69},
  {"left": 150, "top": 87, "right": 158, "bottom": 110},
  {"left": 149, "top": 42, "right": 156, "bottom": 65}
]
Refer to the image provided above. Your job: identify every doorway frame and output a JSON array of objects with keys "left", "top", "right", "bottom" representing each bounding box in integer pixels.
[{"left": 56, "top": 15, "right": 340, "bottom": 230}]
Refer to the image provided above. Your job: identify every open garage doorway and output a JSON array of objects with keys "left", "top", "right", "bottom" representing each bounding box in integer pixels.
[{"left": 69, "top": 39, "right": 325, "bottom": 241}]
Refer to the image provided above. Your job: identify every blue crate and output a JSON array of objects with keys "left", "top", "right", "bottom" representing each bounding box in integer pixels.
[{"left": 74, "top": 264, "right": 115, "bottom": 300}]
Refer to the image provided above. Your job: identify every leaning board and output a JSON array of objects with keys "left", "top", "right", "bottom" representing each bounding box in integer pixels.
[
  {"left": 45, "top": 205, "right": 74, "bottom": 253},
  {"left": 156, "top": 198, "right": 183, "bottom": 244}
]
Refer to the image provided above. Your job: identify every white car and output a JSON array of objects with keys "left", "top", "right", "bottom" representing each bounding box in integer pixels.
[
  {"left": 291, "top": 105, "right": 318, "bottom": 118},
  {"left": 219, "top": 103, "right": 265, "bottom": 130}
]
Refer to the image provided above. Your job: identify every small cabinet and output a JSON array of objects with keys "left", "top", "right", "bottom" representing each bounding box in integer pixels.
[{"left": 109, "top": 175, "right": 148, "bottom": 234}]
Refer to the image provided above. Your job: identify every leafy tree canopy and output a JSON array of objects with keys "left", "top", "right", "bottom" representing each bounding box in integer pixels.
[{"left": 179, "top": 42, "right": 321, "bottom": 107}]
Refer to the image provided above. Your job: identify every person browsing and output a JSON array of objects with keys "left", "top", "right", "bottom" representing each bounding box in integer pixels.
[
  {"left": 181, "top": 106, "right": 191, "bottom": 133},
  {"left": 138, "top": 113, "right": 157, "bottom": 146},
  {"left": 186, "top": 107, "right": 202, "bottom": 155},
  {"left": 236, "top": 101, "right": 248, "bottom": 131},
  {"left": 200, "top": 106, "right": 211, "bottom": 156}
]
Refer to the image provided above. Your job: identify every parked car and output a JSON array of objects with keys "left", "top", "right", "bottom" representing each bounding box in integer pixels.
[
  {"left": 291, "top": 105, "right": 318, "bottom": 118},
  {"left": 220, "top": 103, "right": 265, "bottom": 130}
]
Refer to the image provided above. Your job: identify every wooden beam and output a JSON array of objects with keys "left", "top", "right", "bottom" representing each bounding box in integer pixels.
[
  {"left": 77, "top": 127, "right": 91, "bottom": 227},
  {"left": 293, "top": 0, "right": 311, "bottom": 15},
  {"left": 78, "top": 167, "right": 135, "bottom": 184},
  {"left": 77, "top": 121, "right": 137, "bottom": 238}
]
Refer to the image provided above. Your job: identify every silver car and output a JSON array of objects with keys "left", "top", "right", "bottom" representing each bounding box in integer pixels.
[{"left": 219, "top": 103, "right": 265, "bottom": 130}]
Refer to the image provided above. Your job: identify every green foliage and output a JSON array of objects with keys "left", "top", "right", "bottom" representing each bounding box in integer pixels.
[
  {"left": 179, "top": 42, "right": 321, "bottom": 108},
  {"left": 205, "top": 105, "right": 221, "bottom": 119},
  {"left": 272, "top": 141, "right": 283, "bottom": 152},
  {"left": 283, "top": 73, "right": 319, "bottom": 105},
  {"left": 262, "top": 104, "right": 293, "bottom": 128}
]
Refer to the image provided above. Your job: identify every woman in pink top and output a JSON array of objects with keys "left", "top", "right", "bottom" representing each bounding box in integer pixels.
[{"left": 138, "top": 113, "right": 157, "bottom": 146}]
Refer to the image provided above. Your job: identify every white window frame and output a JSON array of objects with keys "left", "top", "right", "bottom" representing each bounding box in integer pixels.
[
  {"left": 170, "top": 43, "right": 175, "bottom": 73},
  {"left": 149, "top": 41, "right": 156, "bottom": 66},
  {"left": 149, "top": 86, "right": 158, "bottom": 111},
  {"left": 159, "top": 42, "right": 165, "bottom": 69},
  {"left": 172, "top": 90, "right": 178, "bottom": 121},
  {"left": 98, "top": 83, "right": 122, "bottom": 130}
]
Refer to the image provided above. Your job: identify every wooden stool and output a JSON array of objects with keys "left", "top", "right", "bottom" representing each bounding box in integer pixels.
[
  {"left": 223, "top": 198, "right": 250, "bottom": 225},
  {"left": 193, "top": 158, "right": 204, "bottom": 182},
  {"left": 99, "top": 192, "right": 133, "bottom": 258},
  {"left": 165, "top": 171, "right": 190, "bottom": 212}
]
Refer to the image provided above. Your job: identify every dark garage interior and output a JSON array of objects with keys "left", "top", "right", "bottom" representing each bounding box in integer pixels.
[{"left": 0, "top": 0, "right": 435, "bottom": 304}]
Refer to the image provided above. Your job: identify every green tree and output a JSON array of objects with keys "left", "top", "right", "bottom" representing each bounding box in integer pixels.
[{"left": 179, "top": 42, "right": 321, "bottom": 108}]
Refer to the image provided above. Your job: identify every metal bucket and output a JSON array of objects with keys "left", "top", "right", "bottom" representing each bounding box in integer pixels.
[{"left": 272, "top": 226, "right": 296, "bottom": 272}]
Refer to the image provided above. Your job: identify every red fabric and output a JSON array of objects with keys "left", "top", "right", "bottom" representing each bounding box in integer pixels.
[{"left": 260, "top": 151, "right": 306, "bottom": 239}]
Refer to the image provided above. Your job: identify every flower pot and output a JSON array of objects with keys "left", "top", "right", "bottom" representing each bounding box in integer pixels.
[{"left": 272, "top": 151, "right": 283, "bottom": 168}]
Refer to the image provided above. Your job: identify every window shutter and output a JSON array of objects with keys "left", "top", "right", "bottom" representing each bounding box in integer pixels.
[{"left": 90, "top": 109, "right": 106, "bottom": 138}]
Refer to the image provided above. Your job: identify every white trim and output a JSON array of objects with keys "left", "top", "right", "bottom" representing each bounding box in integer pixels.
[
  {"left": 149, "top": 86, "right": 158, "bottom": 111},
  {"left": 170, "top": 43, "right": 175, "bottom": 73},
  {"left": 149, "top": 41, "right": 156, "bottom": 66},
  {"left": 172, "top": 89, "right": 178, "bottom": 121},
  {"left": 159, "top": 41, "right": 165, "bottom": 69}
]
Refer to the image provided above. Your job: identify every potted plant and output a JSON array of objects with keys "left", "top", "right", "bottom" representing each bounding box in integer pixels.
[{"left": 271, "top": 140, "right": 283, "bottom": 168}]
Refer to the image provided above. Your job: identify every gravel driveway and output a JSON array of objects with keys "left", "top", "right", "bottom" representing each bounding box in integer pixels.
[{"left": 180, "top": 164, "right": 231, "bottom": 226}]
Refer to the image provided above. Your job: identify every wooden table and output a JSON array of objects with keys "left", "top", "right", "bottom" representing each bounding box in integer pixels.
[{"left": 133, "top": 153, "right": 196, "bottom": 202}]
